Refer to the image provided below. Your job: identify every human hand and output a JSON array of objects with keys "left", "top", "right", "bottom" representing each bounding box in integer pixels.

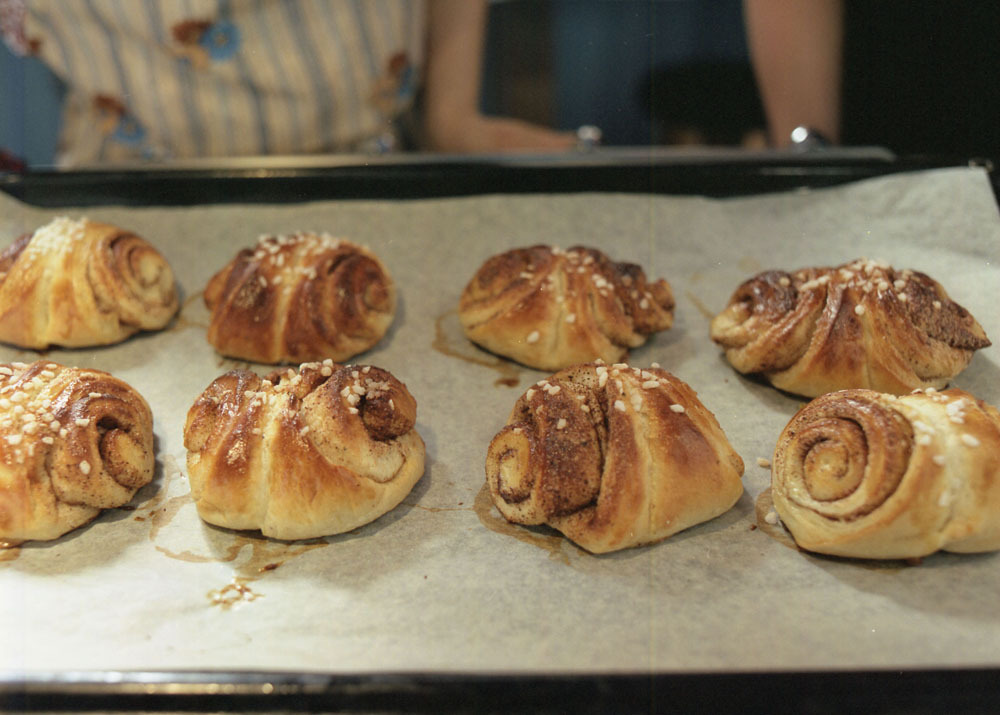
[{"left": 424, "top": 113, "right": 577, "bottom": 154}]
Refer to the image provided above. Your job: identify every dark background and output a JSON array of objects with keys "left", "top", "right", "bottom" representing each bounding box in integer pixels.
[{"left": 486, "top": 0, "right": 1000, "bottom": 160}]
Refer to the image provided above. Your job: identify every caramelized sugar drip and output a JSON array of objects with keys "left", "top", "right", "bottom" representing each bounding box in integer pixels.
[
  {"left": 433, "top": 309, "right": 523, "bottom": 387},
  {"left": 472, "top": 482, "right": 571, "bottom": 566},
  {"left": 168, "top": 290, "right": 209, "bottom": 331},
  {"left": 208, "top": 578, "right": 261, "bottom": 609},
  {"left": 0, "top": 543, "right": 21, "bottom": 563},
  {"left": 143, "top": 455, "right": 331, "bottom": 603}
]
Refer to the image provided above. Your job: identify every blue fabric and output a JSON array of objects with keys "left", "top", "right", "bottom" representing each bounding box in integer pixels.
[{"left": 0, "top": 42, "right": 62, "bottom": 166}]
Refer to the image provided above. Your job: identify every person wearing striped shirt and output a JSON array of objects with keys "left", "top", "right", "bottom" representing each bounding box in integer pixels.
[{"left": 1, "top": 0, "right": 574, "bottom": 166}]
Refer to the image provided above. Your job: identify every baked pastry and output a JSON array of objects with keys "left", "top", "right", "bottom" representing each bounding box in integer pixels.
[
  {"left": 0, "top": 361, "right": 154, "bottom": 544},
  {"left": 0, "top": 217, "right": 178, "bottom": 348},
  {"left": 771, "top": 387, "right": 1000, "bottom": 559},
  {"left": 204, "top": 232, "right": 395, "bottom": 364},
  {"left": 710, "top": 258, "right": 990, "bottom": 397},
  {"left": 486, "top": 361, "right": 744, "bottom": 553},
  {"left": 183, "top": 360, "right": 424, "bottom": 540},
  {"left": 459, "top": 245, "right": 674, "bottom": 371}
]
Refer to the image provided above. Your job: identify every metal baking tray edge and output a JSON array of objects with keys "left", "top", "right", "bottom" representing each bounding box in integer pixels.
[
  {"left": 4, "top": 667, "right": 1000, "bottom": 714},
  {"left": 1, "top": 149, "right": 992, "bottom": 207}
]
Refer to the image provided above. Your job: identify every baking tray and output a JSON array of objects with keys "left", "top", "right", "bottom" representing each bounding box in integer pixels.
[
  {"left": 2, "top": 146, "right": 989, "bottom": 206},
  {"left": 1, "top": 152, "right": 999, "bottom": 714}
]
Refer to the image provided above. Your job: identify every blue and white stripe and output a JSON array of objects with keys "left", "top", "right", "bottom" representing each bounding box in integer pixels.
[{"left": 22, "top": 0, "right": 426, "bottom": 165}]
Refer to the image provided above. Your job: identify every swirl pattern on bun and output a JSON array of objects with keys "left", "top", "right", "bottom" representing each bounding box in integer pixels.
[
  {"left": 0, "top": 217, "right": 178, "bottom": 348},
  {"left": 772, "top": 387, "right": 1000, "bottom": 559}
]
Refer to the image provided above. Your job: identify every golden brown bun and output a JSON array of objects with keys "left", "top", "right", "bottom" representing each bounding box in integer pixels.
[
  {"left": 486, "top": 361, "right": 744, "bottom": 553},
  {"left": 204, "top": 233, "right": 395, "bottom": 364},
  {"left": 710, "top": 259, "right": 990, "bottom": 397},
  {"left": 0, "top": 217, "right": 178, "bottom": 349},
  {"left": 459, "top": 245, "right": 674, "bottom": 371},
  {"left": 0, "top": 361, "right": 154, "bottom": 544},
  {"left": 183, "top": 361, "right": 424, "bottom": 540},
  {"left": 771, "top": 388, "right": 1000, "bottom": 559}
]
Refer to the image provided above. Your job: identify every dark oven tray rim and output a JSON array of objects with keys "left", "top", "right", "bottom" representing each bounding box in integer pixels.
[
  {"left": 4, "top": 667, "right": 1000, "bottom": 713},
  {"left": 1, "top": 150, "right": 994, "bottom": 206}
]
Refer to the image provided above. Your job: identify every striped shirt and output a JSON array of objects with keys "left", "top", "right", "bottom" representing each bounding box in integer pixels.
[{"left": 4, "top": 0, "right": 426, "bottom": 165}]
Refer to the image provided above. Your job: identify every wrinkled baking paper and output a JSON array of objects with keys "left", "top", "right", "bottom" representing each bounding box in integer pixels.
[{"left": 0, "top": 166, "right": 998, "bottom": 675}]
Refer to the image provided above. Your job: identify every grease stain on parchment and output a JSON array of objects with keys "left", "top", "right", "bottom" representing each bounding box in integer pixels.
[
  {"left": 432, "top": 309, "right": 523, "bottom": 388},
  {"left": 685, "top": 291, "right": 716, "bottom": 322},
  {"left": 168, "top": 291, "right": 209, "bottom": 332},
  {"left": 402, "top": 500, "right": 469, "bottom": 514},
  {"left": 145, "top": 455, "right": 330, "bottom": 608},
  {"left": 473, "top": 482, "right": 573, "bottom": 567}
]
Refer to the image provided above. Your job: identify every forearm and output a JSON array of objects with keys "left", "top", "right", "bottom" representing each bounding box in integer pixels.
[
  {"left": 423, "top": 0, "right": 487, "bottom": 150},
  {"left": 743, "top": 0, "right": 844, "bottom": 146},
  {"left": 423, "top": 0, "right": 573, "bottom": 153}
]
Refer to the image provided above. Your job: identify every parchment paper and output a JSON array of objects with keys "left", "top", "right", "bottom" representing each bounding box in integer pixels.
[{"left": 1, "top": 167, "right": 998, "bottom": 675}]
